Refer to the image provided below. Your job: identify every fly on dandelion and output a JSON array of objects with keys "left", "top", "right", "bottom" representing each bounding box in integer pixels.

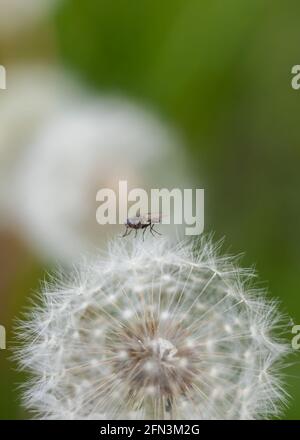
[{"left": 122, "top": 212, "right": 162, "bottom": 239}]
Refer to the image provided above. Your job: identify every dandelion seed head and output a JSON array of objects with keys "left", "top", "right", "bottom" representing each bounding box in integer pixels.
[
  {"left": 15, "top": 237, "right": 290, "bottom": 419},
  {"left": 0, "top": 64, "right": 80, "bottom": 226}
]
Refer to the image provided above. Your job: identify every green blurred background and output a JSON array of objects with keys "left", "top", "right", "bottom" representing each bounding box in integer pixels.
[{"left": 0, "top": 0, "right": 300, "bottom": 419}]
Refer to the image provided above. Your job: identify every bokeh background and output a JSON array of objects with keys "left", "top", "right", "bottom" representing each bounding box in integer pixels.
[{"left": 0, "top": 0, "right": 300, "bottom": 419}]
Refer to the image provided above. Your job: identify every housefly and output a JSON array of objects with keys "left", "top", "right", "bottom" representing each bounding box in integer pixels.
[{"left": 121, "top": 213, "right": 162, "bottom": 239}]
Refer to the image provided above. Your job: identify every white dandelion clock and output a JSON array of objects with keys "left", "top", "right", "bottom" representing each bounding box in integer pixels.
[
  {"left": 0, "top": 64, "right": 81, "bottom": 226},
  {"left": 12, "top": 98, "right": 189, "bottom": 262},
  {"left": 15, "top": 237, "right": 289, "bottom": 419}
]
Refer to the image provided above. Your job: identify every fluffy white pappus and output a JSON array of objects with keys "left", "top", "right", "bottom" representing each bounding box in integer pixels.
[
  {"left": 12, "top": 98, "right": 189, "bottom": 262},
  {"left": 14, "top": 237, "right": 290, "bottom": 420}
]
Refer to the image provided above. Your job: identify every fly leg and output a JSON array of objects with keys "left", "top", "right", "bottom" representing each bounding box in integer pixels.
[
  {"left": 121, "top": 226, "right": 129, "bottom": 237},
  {"left": 142, "top": 227, "right": 147, "bottom": 241},
  {"left": 150, "top": 224, "right": 162, "bottom": 236},
  {"left": 121, "top": 226, "right": 132, "bottom": 238}
]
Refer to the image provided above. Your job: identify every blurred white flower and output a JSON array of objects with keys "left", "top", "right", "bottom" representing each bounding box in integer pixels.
[
  {"left": 0, "top": 64, "right": 81, "bottom": 225},
  {"left": 0, "top": 0, "right": 58, "bottom": 38},
  {"left": 15, "top": 237, "right": 289, "bottom": 419},
  {"left": 12, "top": 98, "right": 189, "bottom": 262}
]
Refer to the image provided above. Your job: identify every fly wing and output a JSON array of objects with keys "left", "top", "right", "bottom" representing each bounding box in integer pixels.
[
  {"left": 127, "top": 216, "right": 142, "bottom": 225},
  {"left": 144, "top": 212, "right": 164, "bottom": 224},
  {"left": 139, "top": 214, "right": 151, "bottom": 225},
  {"left": 136, "top": 212, "right": 167, "bottom": 224}
]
